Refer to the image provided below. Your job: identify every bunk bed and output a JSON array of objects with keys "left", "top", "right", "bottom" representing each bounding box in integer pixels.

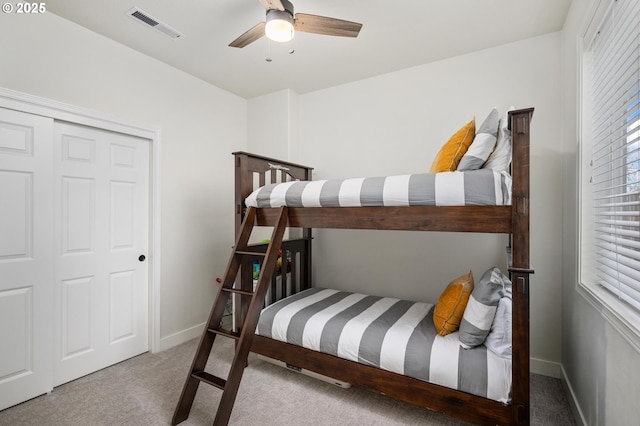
[{"left": 230, "top": 108, "right": 534, "bottom": 425}]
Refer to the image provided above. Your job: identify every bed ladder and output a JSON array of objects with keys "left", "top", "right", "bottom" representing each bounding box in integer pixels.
[{"left": 171, "top": 206, "right": 289, "bottom": 426}]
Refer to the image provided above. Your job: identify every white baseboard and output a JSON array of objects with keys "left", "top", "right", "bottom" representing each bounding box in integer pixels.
[
  {"left": 530, "top": 357, "right": 562, "bottom": 378},
  {"left": 156, "top": 322, "right": 205, "bottom": 352},
  {"left": 560, "top": 364, "right": 588, "bottom": 426}
]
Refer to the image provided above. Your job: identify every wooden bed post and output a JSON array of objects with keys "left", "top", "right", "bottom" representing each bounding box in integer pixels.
[
  {"left": 234, "top": 153, "right": 254, "bottom": 330},
  {"left": 508, "top": 108, "right": 535, "bottom": 425},
  {"left": 301, "top": 167, "right": 312, "bottom": 291}
]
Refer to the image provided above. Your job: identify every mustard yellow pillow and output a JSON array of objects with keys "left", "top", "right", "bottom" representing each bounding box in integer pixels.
[
  {"left": 433, "top": 271, "right": 474, "bottom": 336},
  {"left": 429, "top": 119, "right": 476, "bottom": 173}
]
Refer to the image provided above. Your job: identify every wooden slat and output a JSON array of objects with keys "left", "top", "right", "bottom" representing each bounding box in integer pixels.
[
  {"left": 208, "top": 327, "right": 241, "bottom": 340},
  {"left": 235, "top": 250, "right": 266, "bottom": 257},
  {"left": 232, "top": 151, "right": 314, "bottom": 175},
  {"left": 220, "top": 287, "right": 254, "bottom": 297},
  {"left": 254, "top": 205, "right": 512, "bottom": 233},
  {"left": 192, "top": 371, "right": 226, "bottom": 390}
]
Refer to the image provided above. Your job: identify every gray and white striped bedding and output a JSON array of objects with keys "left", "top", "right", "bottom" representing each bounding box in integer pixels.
[
  {"left": 245, "top": 169, "right": 511, "bottom": 208},
  {"left": 257, "top": 287, "right": 512, "bottom": 403}
]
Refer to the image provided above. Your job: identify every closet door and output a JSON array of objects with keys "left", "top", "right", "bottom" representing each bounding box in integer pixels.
[
  {"left": 0, "top": 108, "right": 54, "bottom": 410},
  {"left": 52, "top": 122, "right": 149, "bottom": 386}
]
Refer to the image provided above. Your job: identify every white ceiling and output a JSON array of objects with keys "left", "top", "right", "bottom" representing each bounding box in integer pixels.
[{"left": 48, "top": 0, "right": 572, "bottom": 99}]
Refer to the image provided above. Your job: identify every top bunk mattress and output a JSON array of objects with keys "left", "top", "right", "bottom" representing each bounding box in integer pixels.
[{"left": 245, "top": 169, "right": 511, "bottom": 208}]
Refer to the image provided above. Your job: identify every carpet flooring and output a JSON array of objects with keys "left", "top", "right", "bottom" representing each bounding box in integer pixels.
[{"left": 0, "top": 338, "right": 576, "bottom": 425}]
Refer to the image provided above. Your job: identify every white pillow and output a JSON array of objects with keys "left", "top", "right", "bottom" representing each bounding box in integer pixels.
[
  {"left": 485, "top": 296, "right": 512, "bottom": 358},
  {"left": 483, "top": 106, "right": 515, "bottom": 172},
  {"left": 457, "top": 108, "right": 499, "bottom": 171}
]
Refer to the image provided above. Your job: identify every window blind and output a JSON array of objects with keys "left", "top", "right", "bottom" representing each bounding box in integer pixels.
[{"left": 586, "top": 0, "right": 640, "bottom": 311}]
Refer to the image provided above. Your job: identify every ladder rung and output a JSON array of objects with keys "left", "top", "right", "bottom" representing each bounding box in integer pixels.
[
  {"left": 235, "top": 250, "right": 266, "bottom": 257},
  {"left": 192, "top": 371, "right": 226, "bottom": 390},
  {"left": 221, "top": 287, "right": 254, "bottom": 296},
  {"left": 208, "top": 327, "right": 240, "bottom": 340}
]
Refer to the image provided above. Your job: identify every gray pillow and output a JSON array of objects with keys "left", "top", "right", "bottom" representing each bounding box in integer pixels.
[
  {"left": 457, "top": 108, "right": 499, "bottom": 171},
  {"left": 459, "top": 267, "right": 507, "bottom": 349}
]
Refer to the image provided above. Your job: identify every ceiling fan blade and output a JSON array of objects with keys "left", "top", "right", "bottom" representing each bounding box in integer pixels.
[
  {"left": 259, "top": 0, "right": 284, "bottom": 11},
  {"left": 229, "top": 22, "right": 266, "bottom": 48},
  {"left": 294, "top": 13, "right": 362, "bottom": 38}
]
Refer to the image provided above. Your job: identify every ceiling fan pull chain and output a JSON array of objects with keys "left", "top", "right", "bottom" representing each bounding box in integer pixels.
[{"left": 266, "top": 38, "right": 273, "bottom": 62}]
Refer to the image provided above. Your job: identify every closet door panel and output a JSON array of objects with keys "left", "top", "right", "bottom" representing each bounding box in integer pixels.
[
  {"left": 0, "top": 108, "right": 54, "bottom": 411},
  {"left": 0, "top": 170, "right": 32, "bottom": 258},
  {"left": 53, "top": 122, "right": 149, "bottom": 386},
  {"left": 61, "top": 276, "right": 94, "bottom": 357}
]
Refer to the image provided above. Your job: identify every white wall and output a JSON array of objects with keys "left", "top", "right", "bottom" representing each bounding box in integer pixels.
[
  {"left": 250, "top": 34, "right": 564, "bottom": 373},
  {"left": 0, "top": 12, "right": 247, "bottom": 350},
  {"left": 248, "top": 89, "right": 299, "bottom": 160},
  {"left": 561, "top": 0, "right": 640, "bottom": 424}
]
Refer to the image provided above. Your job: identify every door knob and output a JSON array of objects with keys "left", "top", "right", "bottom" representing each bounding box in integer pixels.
[{"left": 139, "top": 255, "right": 146, "bottom": 262}]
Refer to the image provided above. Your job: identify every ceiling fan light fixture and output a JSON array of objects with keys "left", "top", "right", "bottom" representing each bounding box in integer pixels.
[
  {"left": 229, "top": 0, "right": 362, "bottom": 49},
  {"left": 265, "top": 10, "right": 294, "bottom": 42}
]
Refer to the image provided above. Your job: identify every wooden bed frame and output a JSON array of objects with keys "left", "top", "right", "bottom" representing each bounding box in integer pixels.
[{"left": 232, "top": 108, "right": 534, "bottom": 426}]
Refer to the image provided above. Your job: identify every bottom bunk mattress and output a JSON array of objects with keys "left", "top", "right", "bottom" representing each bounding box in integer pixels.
[{"left": 256, "top": 287, "right": 511, "bottom": 404}]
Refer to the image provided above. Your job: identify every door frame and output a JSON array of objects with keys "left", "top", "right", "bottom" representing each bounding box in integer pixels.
[{"left": 0, "top": 87, "right": 163, "bottom": 353}]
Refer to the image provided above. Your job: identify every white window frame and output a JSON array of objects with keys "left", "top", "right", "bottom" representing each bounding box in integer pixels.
[{"left": 578, "top": 0, "right": 640, "bottom": 353}]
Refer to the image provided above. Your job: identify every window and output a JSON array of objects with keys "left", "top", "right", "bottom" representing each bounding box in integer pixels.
[{"left": 580, "top": 0, "right": 640, "bottom": 339}]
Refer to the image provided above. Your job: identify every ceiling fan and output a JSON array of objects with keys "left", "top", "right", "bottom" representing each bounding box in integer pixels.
[{"left": 229, "top": 0, "right": 362, "bottom": 48}]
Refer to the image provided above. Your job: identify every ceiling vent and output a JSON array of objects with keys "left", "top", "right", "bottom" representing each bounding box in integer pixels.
[{"left": 126, "top": 7, "right": 183, "bottom": 40}]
